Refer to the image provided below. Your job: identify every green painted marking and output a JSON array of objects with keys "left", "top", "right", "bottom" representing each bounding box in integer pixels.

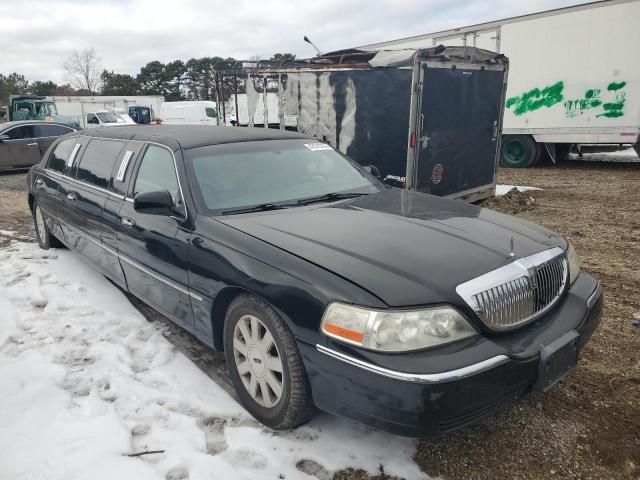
[
  {"left": 506, "top": 81, "right": 564, "bottom": 116},
  {"left": 607, "top": 81, "right": 626, "bottom": 91},
  {"left": 565, "top": 88, "right": 602, "bottom": 118}
]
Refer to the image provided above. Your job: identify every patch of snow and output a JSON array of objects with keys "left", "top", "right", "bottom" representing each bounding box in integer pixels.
[
  {"left": 569, "top": 147, "right": 639, "bottom": 163},
  {"left": 0, "top": 229, "right": 16, "bottom": 236},
  {"left": 495, "top": 184, "right": 542, "bottom": 196},
  {"left": 0, "top": 243, "right": 427, "bottom": 480}
]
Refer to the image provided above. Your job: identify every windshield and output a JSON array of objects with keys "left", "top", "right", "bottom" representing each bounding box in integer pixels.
[
  {"left": 186, "top": 139, "right": 382, "bottom": 213},
  {"left": 35, "top": 102, "right": 58, "bottom": 116},
  {"left": 96, "top": 111, "right": 121, "bottom": 123}
]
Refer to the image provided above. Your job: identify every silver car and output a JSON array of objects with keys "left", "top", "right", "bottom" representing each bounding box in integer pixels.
[{"left": 0, "top": 121, "right": 77, "bottom": 170}]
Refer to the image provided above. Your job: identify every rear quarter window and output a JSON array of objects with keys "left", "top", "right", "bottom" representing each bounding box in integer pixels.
[{"left": 74, "top": 138, "right": 126, "bottom": 189}]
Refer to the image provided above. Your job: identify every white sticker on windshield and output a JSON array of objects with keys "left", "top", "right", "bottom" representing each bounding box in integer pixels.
[{"left": 304, "top": 143, "right": 333, "bottom": 151}]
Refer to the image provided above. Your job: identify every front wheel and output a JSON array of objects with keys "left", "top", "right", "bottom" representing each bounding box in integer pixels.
[
  {"left": 224, "top": 294, "right": 315, "bottom": 430},
  {"left": 500, "top": 135, "right": 541, "bottom": 168}
]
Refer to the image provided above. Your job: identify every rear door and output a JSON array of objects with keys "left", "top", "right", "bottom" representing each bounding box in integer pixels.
[
  {"left": 35, "top": 124, "right": 76, "bottom": 156},
  {"left": 59, "top": 138, "right": 125, "bottom": 271},
  {"left": 415, "top": 63, "right": 505, "bottom": 196},
  {"left": 116, "top": 143, "right": 194, "bottom": 329},
  {"left": 0, "top": 125, "right": 41, "bottom": 168}
]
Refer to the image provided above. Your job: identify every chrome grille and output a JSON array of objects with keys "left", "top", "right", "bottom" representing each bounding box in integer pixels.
[{"left": 456, "top": 248, "right": 568, "bottom": 331}]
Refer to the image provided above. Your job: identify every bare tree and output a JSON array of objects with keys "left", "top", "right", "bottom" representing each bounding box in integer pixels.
[{"left": 63, "top": 47, "right": 102, "bottom": 94}]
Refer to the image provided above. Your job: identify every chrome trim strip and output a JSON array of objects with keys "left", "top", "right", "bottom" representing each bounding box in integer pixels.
[
  {"left": 62, "top": 221, "right": 202, "bottom": 302},
  {"left": 66, "top": 143, "right": 82, "bottom": 168},
  {"left": 116, "top": 150, "right": 134, "bottom": 182},
  {"left": 44, "top": 169, "right": 126, "bottom": 200},
  {"left": 587, "top": 283, "right": 602, "bottom": 308},
  {"left": 64, "top": 222, "right": 118, "bottom": 257},
  {"left": 316, "top": 345, "right": 509, "bottom": 383}
]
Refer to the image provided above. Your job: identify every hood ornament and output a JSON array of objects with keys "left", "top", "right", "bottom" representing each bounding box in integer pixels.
[{"left": 509, "top": 236, "right": 515, "bottom": 257}]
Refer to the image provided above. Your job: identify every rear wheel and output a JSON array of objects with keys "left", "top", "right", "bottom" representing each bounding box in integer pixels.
[
  {"left": 32, "top": 202, "right": 62, "bottom": 249},
  {"left": 224, "top": 294, "right": 314, "bottom": 430},
  {"left": 500, "top": 135, "right": 541, "bottom": 168}
]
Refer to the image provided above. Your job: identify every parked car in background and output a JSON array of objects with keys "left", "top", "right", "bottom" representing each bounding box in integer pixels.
[
  {"left": 0, "top": 120, "right": 77, "bottom": 170},
  {"left": 160, "top": 101, "right": 219, "bottom": 125},
  {"left": 85, "top": 110, "right": 135, "bottom": 128},
  {"left": 27, "top": 125, "right": 602, "bottom": 437}
]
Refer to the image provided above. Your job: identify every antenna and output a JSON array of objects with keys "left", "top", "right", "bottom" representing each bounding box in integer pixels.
[{"left": 303, "top": 35, "right": 323, "bottom": 56}]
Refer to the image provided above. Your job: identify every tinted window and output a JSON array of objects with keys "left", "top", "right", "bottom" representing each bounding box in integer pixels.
[
  {"left": 205, "top": 107, "right": 216, "bottom": 118},
  {"left": 5, "top": 125, "right": 36, "bottom": 140},
  {"left": 134, "top": 145, "right": 180, "bottom": 204},
  {"left": 47, "top": 138, "right": 78, "bottom": 173},
  {"left": 75, "top": 139, "right": 125, "bottom": 189},
  {"left": 36, "top": 124, "right": 73, "bottom": 137}
]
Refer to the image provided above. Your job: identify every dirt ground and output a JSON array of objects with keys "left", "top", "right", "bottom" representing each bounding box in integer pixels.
[{"left": 1, "top": 157, "right": 638, "bottom": 480}]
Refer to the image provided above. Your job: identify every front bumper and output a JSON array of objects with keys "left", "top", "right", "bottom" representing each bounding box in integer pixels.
[{"left": 300, "top": 272, "right": 603, "bottom": 437}]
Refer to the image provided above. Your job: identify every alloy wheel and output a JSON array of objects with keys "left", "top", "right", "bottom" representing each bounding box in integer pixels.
[
  {"left": 35, "top": 206, "right": 47, "bottom": 243},
  {"left": 232, "top": 314, "right": 284, "bottom": 408}
]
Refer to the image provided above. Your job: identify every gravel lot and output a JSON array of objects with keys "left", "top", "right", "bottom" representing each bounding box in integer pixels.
[{"left": 1, "top": 155, "right": 638, "bottom": 480}]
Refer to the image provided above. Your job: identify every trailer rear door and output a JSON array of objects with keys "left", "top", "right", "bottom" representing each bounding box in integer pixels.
[{"left": 415, "top": 63, "right": 505, "bottom": 196}]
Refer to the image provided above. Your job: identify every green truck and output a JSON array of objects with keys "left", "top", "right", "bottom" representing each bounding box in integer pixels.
[{"left": 6, "top": 95, "right": 79, "bottom": 127}]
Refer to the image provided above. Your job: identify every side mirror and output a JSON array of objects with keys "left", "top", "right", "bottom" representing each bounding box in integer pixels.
[
  {"left": 362, "top": 164, "right": 382, "bottom": 179},
  {"left": 133, "top": 190, "right": 174, "bottom": 215},
  {"left": 0, "top": 134, "right": 9, "bottom": 142}
]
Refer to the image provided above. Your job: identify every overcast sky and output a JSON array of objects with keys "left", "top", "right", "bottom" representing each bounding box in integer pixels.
[{"left": 2, "top": 0, "right": 581, "bottom": 83}]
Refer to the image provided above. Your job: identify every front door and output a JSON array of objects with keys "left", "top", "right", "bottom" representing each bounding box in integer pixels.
[
  {"left": 415, "top": 63, "right": 505, "bottom": 196},
  {"left": 0, "top": 125, "right": 41, "bottom": 168},
  {"left": 116, "top": 143, "right": 194, "bottom": 329}
]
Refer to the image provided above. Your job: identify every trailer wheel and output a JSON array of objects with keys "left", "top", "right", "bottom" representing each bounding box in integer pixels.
[
  {"left": 500, "top": 135, "right": 540, "bottom": 168},
  {"left": 634, "top": 142, "right": 640, "bottom": 157}
]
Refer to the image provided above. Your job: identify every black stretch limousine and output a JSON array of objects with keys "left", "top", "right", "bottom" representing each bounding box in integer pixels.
[{"left": 27, "top": 125, "right": 603, "bottom": 437}]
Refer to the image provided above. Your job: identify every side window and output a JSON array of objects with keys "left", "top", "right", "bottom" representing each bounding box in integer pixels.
[
  {"left": 47, "top": 138, "right": 79, "bottom": 173},
  {"left": 36, "top": 124, "right": 73, "bottom": 137},
  {"left": 86, "top": 113, "right": 99, "bottom": 125},
  {"left": 205, "top": 107, "right": 217, "bottom": 118},
  {"left": 134, "top": 145, "right": 181, "bottom": 204},
  {"left": 75, "top": 139, "right": 125, "bottom": 189},
  {"left": 6, "top": 125, "right": 36, "bottom": 140}
]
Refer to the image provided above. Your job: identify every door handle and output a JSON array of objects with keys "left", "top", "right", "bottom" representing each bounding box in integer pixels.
[
  {"left": 26, "top": 142, "right": 38, "bottom": 147},
  {"left": 120, "top": 217, "right": 135, "bottom": 228},
  {"left": 66, "top": 192, "right": 77, "bottom": 201}
]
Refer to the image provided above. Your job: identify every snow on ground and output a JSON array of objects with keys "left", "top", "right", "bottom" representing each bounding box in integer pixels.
[
  {"left": 569, "top": 147, "right": 639, "bottom": 163},
  {"left": 495, "top": 185, "right": 542, "bottom": 196},
  {"left": 0, "top": 240, "right": 428, "bottom": 480}
]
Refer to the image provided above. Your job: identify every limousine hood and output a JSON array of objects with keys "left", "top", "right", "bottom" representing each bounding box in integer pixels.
[{"left": 217, "top": 189, "right": 565, "bottom": 307}]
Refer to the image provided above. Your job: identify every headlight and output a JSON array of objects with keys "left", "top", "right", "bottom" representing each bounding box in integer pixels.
[
  {"left": 566, "top": 241, "right": 581, "bottom": 285},
  {"left": 320, "top": 303, "right": 477, "bottom": 352}
]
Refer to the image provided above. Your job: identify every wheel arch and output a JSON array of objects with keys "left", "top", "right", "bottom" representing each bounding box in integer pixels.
[{"left": 210, "top": 286, "right": 251, "bottom": 351}]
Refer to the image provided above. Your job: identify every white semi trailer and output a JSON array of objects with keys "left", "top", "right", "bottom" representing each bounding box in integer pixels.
[
  {"left": 47, "top": 95, "right": 164, "bottom": 129},
  {"left": 359, "top": 0, "right": 640, "bottom": 167}
]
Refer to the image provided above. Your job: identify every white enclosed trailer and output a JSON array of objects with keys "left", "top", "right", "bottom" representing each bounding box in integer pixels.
[
  {"left": 359, "top": 0, "right": 640, "bottom": 166},
  {"left": 47, "top": 95, "right": 164, "bottom": 129}
]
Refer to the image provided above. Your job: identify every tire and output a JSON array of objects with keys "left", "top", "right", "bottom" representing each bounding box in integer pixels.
[
  {"left": 32, "top": 201, "right": 63, "bottom": 250},
  {"left": 634, "top": 142, "right": 640, "bottom": 157},
  {"left": 224, "top": 293, "right": 314, "bottom": 430},
  {"left": 500, "top": 135, "right": 541, "bottom": 168}
]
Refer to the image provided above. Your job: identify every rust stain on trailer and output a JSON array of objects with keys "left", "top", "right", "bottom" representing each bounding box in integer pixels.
[{"left": 505, "top": 81, "right": 564, "bottom": 116}]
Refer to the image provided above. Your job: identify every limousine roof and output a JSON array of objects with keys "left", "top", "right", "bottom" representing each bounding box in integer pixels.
[{"left": 82, "top": 125, "right": 311, "bottom": 150}]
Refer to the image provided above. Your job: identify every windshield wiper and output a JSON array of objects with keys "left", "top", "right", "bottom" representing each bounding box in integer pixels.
[
  {"left": 221, "top": 203, "right": 287, "bottom": 216},
  {"left": 296, "top": 192, "right": 369, "bottom": 206}
]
